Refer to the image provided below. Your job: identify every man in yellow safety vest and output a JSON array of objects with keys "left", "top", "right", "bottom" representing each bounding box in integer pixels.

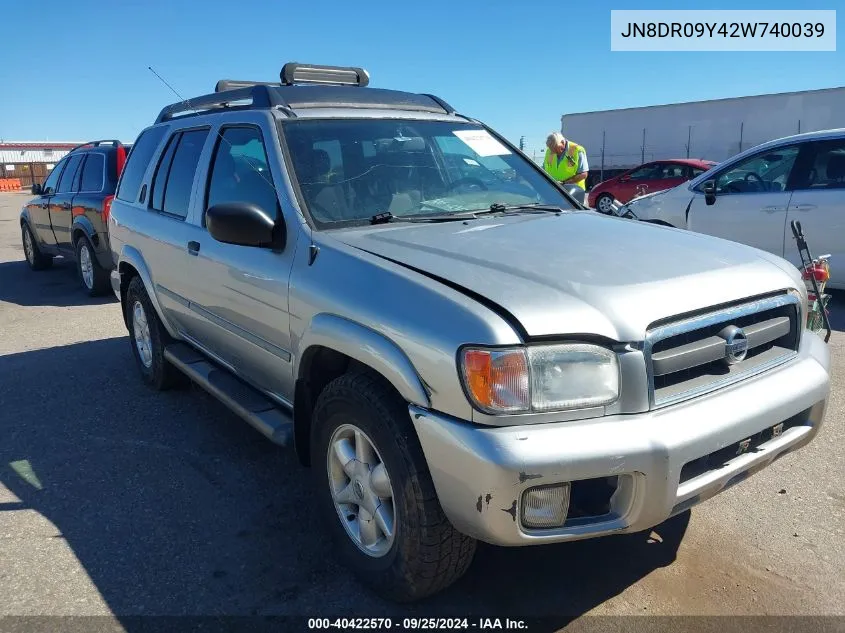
[{"left": 543, "top": 132, "right": 588, "bottom": 190}]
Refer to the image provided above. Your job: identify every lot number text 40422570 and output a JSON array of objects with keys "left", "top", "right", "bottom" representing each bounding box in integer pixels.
[{"left": 307, "top": 618, "right": 528, "bottom": 630}]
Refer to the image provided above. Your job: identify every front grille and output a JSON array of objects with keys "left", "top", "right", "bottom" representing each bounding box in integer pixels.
[{"left": 646, "top": 294, "right": 800, "bottom": 408}]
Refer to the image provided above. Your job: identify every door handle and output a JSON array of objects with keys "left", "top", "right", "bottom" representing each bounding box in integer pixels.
[
  {"left": 60, "top": 203, "right": 71, "bottom": 210},
  {"left": 41, "top": 203, "right": 48, "bottom": 209},
  {"left": 761, "top": 206, "right": 783, "bottom": 213},
  {"left": 187, "top": 240, "right": 201, "bottom": 256},
  {"left": 793, "top": 203, "right": 817, "bottom": 211}
]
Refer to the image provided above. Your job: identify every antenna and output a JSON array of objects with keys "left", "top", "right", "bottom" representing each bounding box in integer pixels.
[
  {"left": 145, "top": 66, "right": 279, "bottom": 207},
  {"left": 148, "top": 66, "right": 189, "bottom": 103}
]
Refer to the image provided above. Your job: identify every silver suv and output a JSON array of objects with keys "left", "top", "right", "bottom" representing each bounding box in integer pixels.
[{"left": 109, "top": 63, "right": 831, "bottom": 601}]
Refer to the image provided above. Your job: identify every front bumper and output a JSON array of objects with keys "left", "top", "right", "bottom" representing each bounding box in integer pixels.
[{"left": 411, "top": 331, "right": 830, "bottom": 546}]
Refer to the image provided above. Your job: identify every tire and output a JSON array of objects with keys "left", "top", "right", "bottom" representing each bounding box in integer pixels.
[
  {"left": 21, "top": 223, "right": 53, "bottom": 271},
  {"left": 312, "top": 371, "right": 476, "bottom": 602},
  {"left": 595, "top": 193, "right": 615, "bottom": 214},
  {"left": 125, "top": 276, "right": 183, "bottom": 390},
  {"left": 75, "top": 235, "right": 110, "bottom": 296}
]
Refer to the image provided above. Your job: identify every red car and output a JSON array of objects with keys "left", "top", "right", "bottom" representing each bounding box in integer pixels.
[{"left": 588, "top": 158, "right": 717, "bottom": 213}]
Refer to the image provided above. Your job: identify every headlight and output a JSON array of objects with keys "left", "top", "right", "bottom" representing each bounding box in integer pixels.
[{"left": 460, "top": 344, "right": 620, "bottom": 414}]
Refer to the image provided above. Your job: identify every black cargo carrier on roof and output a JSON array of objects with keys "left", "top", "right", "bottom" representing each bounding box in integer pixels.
[{"left": 156, "top": 62, "right": 456, "bottom": 124}]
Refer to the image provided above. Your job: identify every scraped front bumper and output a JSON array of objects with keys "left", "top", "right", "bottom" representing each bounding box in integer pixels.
[{"left": 411, "top": 331, "right": 830, "bottom": 546}]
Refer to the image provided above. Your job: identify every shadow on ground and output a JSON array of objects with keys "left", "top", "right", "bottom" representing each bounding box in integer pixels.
[
  {"left": 0, "top": 258, "right": 117, "bottom": 308},
  {"left": 0, "top": 338, "right": 688, "bottom": 629}
]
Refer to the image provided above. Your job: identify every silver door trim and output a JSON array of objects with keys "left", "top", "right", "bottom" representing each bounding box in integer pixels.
[{"left": 156, "top": 283, "right": 190, "bottom": 307}]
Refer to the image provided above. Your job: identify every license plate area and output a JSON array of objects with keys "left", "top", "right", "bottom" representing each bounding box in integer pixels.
[{"left": 679, "top": 409, "right": 810, "bottom": 485}]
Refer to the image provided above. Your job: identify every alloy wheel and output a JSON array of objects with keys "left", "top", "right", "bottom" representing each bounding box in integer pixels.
[
  {"left": 79, "top": 243, "right": 94, "bottom": 289},
  {"left": 23, "top": 228, "right": 34, "bottom": 264},
  {"left": 598, "top": 196, "right": 614, "bottom": 213},
  {"left": 132, "top": 300, "right": 153, "bottom": 368},
  {"left": 326, "top": 424, "right": 396, "bottom": 558}
]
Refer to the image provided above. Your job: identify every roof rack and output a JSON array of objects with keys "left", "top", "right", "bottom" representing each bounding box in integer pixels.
[
  {"left": 155, "top": 84, "right": 287, "bottom": 124},
  {"left": 281, "top": 62, "right": 369, "bottom": 87},
  {"left": 215, "top": 79, "right": 281, "bottom": 93},
  {"left": 68, "top": 139, "right": 124, "bottom": 154},
  {"left": 419, "top": 93, "right": 456, "bottom": 115},
  {"left": 156, "top": 62, "right": 460, "bottom": 124}
]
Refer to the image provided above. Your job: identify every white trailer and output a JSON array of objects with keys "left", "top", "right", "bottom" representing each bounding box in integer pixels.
[{"left": 561, "top": 86, "right": 845, "bottom": 179}]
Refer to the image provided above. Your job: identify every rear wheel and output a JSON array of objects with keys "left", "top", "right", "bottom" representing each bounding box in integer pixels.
[
  {"left": 75, "top": 236, "right": 110, "bottom": 296},
  {"left": 312, "top": 371, "right": 476, "bottom": 602},
  {"left": 125, "top": 276, "right": 183, "bottom": 390},
  {"left": 21, "top": 223, "right": 53, "bottom": 271}
]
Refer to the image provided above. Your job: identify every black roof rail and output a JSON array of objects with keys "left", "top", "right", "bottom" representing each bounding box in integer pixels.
[
  {"left": 419, "top": 94, "right": 456, "bottom": 115},
  {"left": 281, "top": 62, "right": 369, "bottom": 87},
  {"left": 156, "top": 69, "right": 457, "bottom": 123},
  {"left": 215, "top": 79, "right": 281, "bottom": 93},
  {"left": 155, "top": 85, "right": 286, "bottom": 124},
  {"left": 68, "top": 139, "right": 124, "bottom": 154}
]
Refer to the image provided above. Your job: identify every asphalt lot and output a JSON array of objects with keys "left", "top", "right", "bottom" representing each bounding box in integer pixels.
[{"left": 0, "top": 191, "right": 843, "bottom": 628}]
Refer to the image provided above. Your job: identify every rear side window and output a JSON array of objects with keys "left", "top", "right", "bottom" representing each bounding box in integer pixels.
[
  {"left": 151, "top": 129, "right": 209, "bottom": 219},
  {"left": 80, "top": 154, "right": 105, "bottom": 192},
  {"left": 150, "top": 135, "right": 179, "bottom": 212},
  {"left": 57, "top": 154, "right": 84, "bottom": 193},
  {"left": 116, "top": 127, "right": 167, "bottom": 202},
  {"left": 796, "top": 140, "right": 845, "bottom": 190}
]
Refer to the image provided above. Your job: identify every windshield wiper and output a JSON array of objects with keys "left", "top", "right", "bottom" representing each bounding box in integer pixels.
[
  {"left": 368, "top": 203, "right": 564, "bottom": 226},
  {"left": 370, "top": 212, "right": 396, "bottom": 225},
  {"left": 482, "top": 202, "right": 566, "bottom": 215},
  {"left": 370, "top": 211, "right": 466, "bottom": 224}
]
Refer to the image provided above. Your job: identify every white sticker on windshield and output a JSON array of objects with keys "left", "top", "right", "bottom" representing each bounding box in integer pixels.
[
  {"left": 463, "top": 157, "right": 480, "bottom": 166},
  {"left": 452, "top": 130, "right": 511, "bottom": 157}
]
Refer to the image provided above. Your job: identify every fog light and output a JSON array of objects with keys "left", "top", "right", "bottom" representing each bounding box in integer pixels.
[{"left": 521, "top": 483, "right": 570, "bottom": 529}]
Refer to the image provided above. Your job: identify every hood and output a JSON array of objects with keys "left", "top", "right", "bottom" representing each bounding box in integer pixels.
[
  {"left": 623, "top": 185, "right": 692, "bottom": 223},
  {"left": 626, "top": 188, "right": 667, "bottom": 204},
  {"left": 329, "top": 212, "right": 797, "bottom": 341},
  {"left": 595, "top": 175, "right": 621, "bottom": 186}
]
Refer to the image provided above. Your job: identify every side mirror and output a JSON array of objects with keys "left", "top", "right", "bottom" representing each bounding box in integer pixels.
[
  {"left": 702, "top": 180, "right": 717, "bottom": 206},
  {"left": 619, "top": 175, "right": 631, "bottom": 182},
  {"left": 561, "top": 183, "right": 586, "bottom": 206},
  {"left": 31, "top": 183, "right": 43, "bottom": 195},
  {"left": 206, "top": 202, "right": 283, "bottom": 248}
]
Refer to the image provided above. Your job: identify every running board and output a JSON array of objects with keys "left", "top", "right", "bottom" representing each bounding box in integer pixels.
[{"left": 164, "top": 343, "right": 293, "bottom": 446}]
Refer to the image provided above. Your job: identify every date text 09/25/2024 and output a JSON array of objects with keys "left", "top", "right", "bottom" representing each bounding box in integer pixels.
[{"left": 308, "top": 618, "right": 528, "bottom": 630}]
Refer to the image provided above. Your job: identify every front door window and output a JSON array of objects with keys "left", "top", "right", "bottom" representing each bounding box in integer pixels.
[
  {"left": 41, "top": 158, "right": 66, "bottom": 195},
  {"left": 710, "top": 146, "right": 800, "bottom": 195}
]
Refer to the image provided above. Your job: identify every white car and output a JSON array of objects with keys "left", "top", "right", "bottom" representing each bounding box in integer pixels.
[{"left": 623, "top": 128, "right": 845, "bottom": 289}]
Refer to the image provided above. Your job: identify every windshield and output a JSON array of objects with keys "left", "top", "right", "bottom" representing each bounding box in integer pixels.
[{"left": 281, "top": 119, "right": 575, "bottom": 226}]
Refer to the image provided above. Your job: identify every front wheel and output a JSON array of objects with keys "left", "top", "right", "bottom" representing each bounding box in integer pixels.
[
  {"left": 312, "top": 371, "right": 476, "bottom": 602},
  {"left": 595, "top": 193, "right": 615, "bottom": 214}
]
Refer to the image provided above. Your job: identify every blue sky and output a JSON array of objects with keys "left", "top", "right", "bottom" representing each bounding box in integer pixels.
[{"left": 0, "top": 0, "right": 841, "bottom": 154}]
